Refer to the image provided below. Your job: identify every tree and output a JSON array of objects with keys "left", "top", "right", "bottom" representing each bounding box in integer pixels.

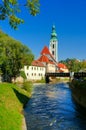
[
  {"left": 80, "top": 60, "right": 86, "bottom": 71},
  {"left": 0, "top": 30, "right": 34, "bottom": 82},
  {"left": 0, "top": 0, "right": 40, "bottom": 29},
  {"left": 59, "top": 58, "right": 81, "bottom": 72}
]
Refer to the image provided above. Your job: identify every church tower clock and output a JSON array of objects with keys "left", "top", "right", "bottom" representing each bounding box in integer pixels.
[{"left": 49, "top": 25, "right": 58, "bottom": 62}]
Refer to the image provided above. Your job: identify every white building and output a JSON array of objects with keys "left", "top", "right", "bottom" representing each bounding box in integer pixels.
[{"left": 24, "top": 60, "right": 46, "bottom": 81}]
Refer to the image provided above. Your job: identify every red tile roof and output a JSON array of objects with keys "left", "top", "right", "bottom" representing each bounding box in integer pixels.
[
  {"left": 40, "top": 46, "right": 56, "bottom": 62},
  {"left": 38, "top": 55, "right": 49, "bottom": 63},
  {"left": 38, "top": 55, "right": 55, "bottom": 65},
  {"left": 40, "top": 46, "right": 52, "bottom": 56},
  {"left": 57, "top": 63, "right": 67, "bottom": 69},
  {"left": 31, "top": 60, "right": 45, "bottom": 67}
]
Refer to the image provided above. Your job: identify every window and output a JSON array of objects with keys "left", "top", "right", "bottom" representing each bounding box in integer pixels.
[
  {"left": 34, "top": 67, "right": 36, "bottom": 70},
  {"left": 52, "top": 51, "right": 54, "bottom": 55},
  {"left": 53, "top": 44, "right": 54, "bottom": 48},
  {"left": 34, "top": 73, "right": 36, "bottom": 76}
]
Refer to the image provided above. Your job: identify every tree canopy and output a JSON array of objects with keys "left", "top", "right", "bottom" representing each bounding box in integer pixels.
[
  {"left": 59, "top": 58, "right": 86, "bottom": 72},
  {"left": 0, "top": 0, "right": 40, "bottom": 29},
  {"left": 0, "top": 30, "right": 34, "bottom": 82}
]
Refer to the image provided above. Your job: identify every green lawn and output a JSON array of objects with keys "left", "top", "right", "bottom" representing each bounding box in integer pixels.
[{"left": 0, "top": 83, "right": 31, "bottom": 130}]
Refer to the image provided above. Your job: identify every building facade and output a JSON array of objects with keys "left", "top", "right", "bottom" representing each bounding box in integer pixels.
[{"left": 24, "top": 60, "right": 46, "bottom": 81}]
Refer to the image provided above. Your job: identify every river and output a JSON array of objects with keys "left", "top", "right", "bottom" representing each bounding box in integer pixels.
[{"left": 24, "top": 83, "right": 86, "bottom": 130}]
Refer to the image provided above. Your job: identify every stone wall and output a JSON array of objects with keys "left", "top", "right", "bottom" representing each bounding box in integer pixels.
[{"left": 69, "top": 83, "right": 86, "bottom": 108}]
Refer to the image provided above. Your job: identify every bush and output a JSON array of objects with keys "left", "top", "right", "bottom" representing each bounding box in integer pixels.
[
  {"left": 71, "top": 79, "right": 86, "bottom": 88},
  {"left": 20, "top": 71, "right": 26, "bottom": 79},
  {"left": 22, "top": 81, "right": 33, "bottom": 94}
]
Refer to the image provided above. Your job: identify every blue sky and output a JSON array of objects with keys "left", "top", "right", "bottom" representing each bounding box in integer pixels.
[{"left": 0, "top": 0, "right": 86, "bottom": 61}]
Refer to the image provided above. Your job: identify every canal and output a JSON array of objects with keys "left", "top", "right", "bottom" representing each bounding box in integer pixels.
[{"left": 24, "top": 83, "right": 86, "bottom": 130}]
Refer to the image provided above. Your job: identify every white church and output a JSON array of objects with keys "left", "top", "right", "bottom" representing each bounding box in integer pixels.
[{"left": 24, "top": 25, "right": 68, "bottom": 81}]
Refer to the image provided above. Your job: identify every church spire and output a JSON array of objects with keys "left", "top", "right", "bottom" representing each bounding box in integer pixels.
[
  {"left": 50, "top": 25, "right": 57, "bottom": 42},
  {"left": 49, "top": 25, "right": 58, "bottom": 62}
]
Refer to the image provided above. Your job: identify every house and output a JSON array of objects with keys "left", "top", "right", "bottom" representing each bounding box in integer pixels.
[
  {"left": 24, "top": 60, "right": 46, "bottom": 81},
  {"left": 57, "top": 63, "right": 69, "bottom": 72}
]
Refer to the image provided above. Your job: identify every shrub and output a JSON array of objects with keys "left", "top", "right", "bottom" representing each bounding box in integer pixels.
[
  {"left": 71, "top": 79, "right": 86, "bottom": 88},
  {"left": 20, "top": 71, "right": 26, "bottom": 79},
  {"left": 22, "top": 81, "right": 33, "bottom": 94}
]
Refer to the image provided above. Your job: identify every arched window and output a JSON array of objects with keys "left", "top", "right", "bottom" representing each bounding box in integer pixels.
[
  {"left": 52, "top": 51, "right": 54, "bottom": 55},
  {"left": 53, "top": 44, "right": 54, "bottom": 48}
]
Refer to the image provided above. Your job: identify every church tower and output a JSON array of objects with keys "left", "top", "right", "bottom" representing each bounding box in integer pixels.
[{"left": 49, "top": 25, "right": 58, "bottom": 62}]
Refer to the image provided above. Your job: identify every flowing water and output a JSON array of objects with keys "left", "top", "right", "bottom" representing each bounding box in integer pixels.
[{"left": 24, "top": 83, "right": 86, "bottom": 130}]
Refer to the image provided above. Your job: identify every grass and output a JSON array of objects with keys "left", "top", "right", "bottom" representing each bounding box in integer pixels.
[
  {"left": 0, "top": 83, "right": 31, "bottom": 130},
  {"left": 34, "top": 78, "right": 45, "bottom": 83}
]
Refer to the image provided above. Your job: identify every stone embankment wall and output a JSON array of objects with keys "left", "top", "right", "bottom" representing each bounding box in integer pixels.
[{"left": 69, "top": 83, "right": 86, "bottom": 108}]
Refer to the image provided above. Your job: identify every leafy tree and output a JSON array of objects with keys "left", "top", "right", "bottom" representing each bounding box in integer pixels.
[
  {"left": 0, "top": 30, "right": 34, "bottom": 82},
  {"left": 0, "top": 0, "right": 40, "bottom": 29},
  {"left": 20, "top": 71, "right": 27, "bottom": 80},
  {"left": 59, "top": 58, "right": 81, "bottom": 72},
  {"left": 80, "top": 60, "right": 86, "bottom": 71}
]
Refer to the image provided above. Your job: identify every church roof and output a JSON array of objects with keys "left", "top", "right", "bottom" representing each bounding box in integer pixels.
[
  {"left": 38, "top": 55, "right": 54, "bottom": 64},
  {"left": 39, "top": 45, "right": 57, "bottom": 64},
  {"left": 38, "top": 55, "right": 49, "bottom": 63},
  {"left": 40, "top": 46, "right": 51, "bottom": 55},
  {"left": 40, "top": 46, "right": 54, "bottom": 59}
]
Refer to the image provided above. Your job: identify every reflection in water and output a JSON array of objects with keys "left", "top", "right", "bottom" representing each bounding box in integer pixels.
[
  {"left": 24, "top": 83, "right": 86, "bottom": 130},
  {"left": 46, "top": 91, "right": 57, "bottom": 98}
]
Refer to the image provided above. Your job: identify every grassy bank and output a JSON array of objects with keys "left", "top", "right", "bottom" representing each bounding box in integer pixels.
[{"left": 0, "top": 83, "right": 31, "bottom": 130}]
